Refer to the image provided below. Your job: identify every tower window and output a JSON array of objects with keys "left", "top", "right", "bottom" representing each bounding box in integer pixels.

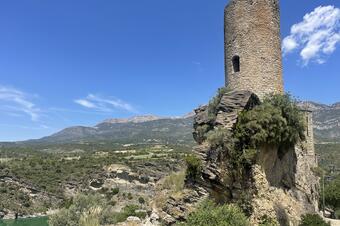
[{"left": 232, "top": 56, "right": 240, "bottom": 73}]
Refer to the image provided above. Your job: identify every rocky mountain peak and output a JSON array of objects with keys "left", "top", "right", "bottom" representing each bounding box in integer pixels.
[{"left": 101, "top": 115, "right": 162, "bottom": 124}]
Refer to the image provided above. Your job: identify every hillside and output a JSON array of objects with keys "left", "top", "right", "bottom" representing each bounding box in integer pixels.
[
  {"left": 3, "top": 104, "right": 339, "bottom": 173},
  {"left": 17, "top": 101, "right": 340, "bottom": 145},
  {"left": 21, "top": 115, "right": 195, "bottom": 146}
]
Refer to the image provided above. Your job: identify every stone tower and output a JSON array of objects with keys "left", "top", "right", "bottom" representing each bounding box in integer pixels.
[{"left": 224, "top": 0, "right": 284, "bottom": 99}]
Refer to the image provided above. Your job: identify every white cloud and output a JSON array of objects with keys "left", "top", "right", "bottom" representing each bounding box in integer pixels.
[
  {"left": 75, "top": 94, "right": 136, "bottom": 113},
  {"left": 74, "top": 99, "right": 97, "bottom": 109},
  {"left": 282, "top": 36, "right": 298, "bottom": 54},
  {"left": 0, "top": 86, "right": 41, "bottom": 121},
  {"left": 282, "top": 5, "right": 340, "bottom": 65}
]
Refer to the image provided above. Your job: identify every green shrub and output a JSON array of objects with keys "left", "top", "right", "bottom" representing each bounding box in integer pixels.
[
  {"left": 195, "top": 124, "right": 211, "bottom": 143},
  {"left": 49, "top": 193, "right": 107, "bottom": 226},
  {"left": 299, "top": 214, "right": 330, "bottom": 226},
  {"left": 335, "top": 209, "right": 340, "bottom": 219},
  {"left": 235, "top": 94, "right": 305, "bottom": 151},
  {"left": 113, "top": 205, "right": 147, "bottom": 223},
  {"left": 181, "top": 200, "right": 249, "bottom": 226},
  {"left": 50, "top": 193, "right": 148, "bottom": 226},
  {"left": 185, "top": 155, "right": 202, "bottom": 181},
  {"left": 324, "top": 176, "right": 340, "bottom": 209},
  {"left": 138, "top": 197, "right": 145, "bottom": 205},
  {"left": 49, "top": 208, "right": 77, "bottom": 226},
  {"left": 207, "top": 127, "right": 233, "bottom": 151},
  {"left": 127, "top": 193, "right": 133, "bottom": 200},
  {"left": 111, "top": 187, "right": 119, "bottom": 196},
  {"left": 259, "top": 215, "right": 279, "bottom": 226}
]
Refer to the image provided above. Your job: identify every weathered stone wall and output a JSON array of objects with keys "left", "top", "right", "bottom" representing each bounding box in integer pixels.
[{"left": 224, "top": 0, "right": 284, "bottom": 99}]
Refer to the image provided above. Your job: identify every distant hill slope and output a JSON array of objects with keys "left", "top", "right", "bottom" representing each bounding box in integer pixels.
[{"left": 23, "top": 115, "right": 195, "bottom": 145}]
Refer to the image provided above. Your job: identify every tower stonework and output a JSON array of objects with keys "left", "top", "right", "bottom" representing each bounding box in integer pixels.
[{"left": 225, "top": 0, "right": 284, "bottom": 99}]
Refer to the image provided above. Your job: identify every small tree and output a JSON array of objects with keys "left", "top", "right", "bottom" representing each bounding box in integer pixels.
[
  {"left": 138, "top": 197, "right": 145, "bottom": 207},
  {"left": 111, "top": 187, "right": 120, "bottom": 196},
  {"left": 185, "top": 155, "right": 202, "bottom": 181},
  {"left": 127, "top": 193, "right": 133, "bottom": 200}
]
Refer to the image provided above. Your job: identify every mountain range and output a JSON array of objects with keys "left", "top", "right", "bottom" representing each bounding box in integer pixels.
[
  {"left": 7, "top": 101, "right": 340, "bottom": 146},
  {"left": 22, "top": 115, "right": 195, "bottom": 145}
]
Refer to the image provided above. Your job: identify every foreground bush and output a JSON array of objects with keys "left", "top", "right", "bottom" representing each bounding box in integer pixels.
[
  {"left": 180, "top": 200, "right": 249, "bottom": 226},
  {"left": 49, "top": 194, "right": 105, "bottom": 226},
  {"left": 299, "top": 214, "right": 330, "bottom": 226},
  {"left": 49, "top": 193, "right": 146, "bottom": 226}
]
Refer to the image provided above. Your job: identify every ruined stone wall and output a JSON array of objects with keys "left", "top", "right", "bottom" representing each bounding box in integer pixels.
[
  {"left": 304, "top": 110, "right": 316, "bottom": 159},
  {"left": 224, "top": 0, "right": 284, "bottom": 100}
]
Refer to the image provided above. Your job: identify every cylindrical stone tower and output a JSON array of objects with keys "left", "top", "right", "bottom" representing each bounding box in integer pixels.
[{"left": 224, "top": 0, "right": 284, "bottom": 100}]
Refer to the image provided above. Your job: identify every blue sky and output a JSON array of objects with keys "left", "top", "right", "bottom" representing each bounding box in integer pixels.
[{"left": 0, "top": 0, "right": 339, "bottom": 141}]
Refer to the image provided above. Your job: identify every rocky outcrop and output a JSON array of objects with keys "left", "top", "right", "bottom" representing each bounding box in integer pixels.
[
  {"left": 157, "top": 90, "right": 319, "bottom": 226},
  {"left": 193, "top": 91, "right": 261, "bottom": 202},
  {"left": 159, "top": 187, "right": 209, "bottom": 225}
]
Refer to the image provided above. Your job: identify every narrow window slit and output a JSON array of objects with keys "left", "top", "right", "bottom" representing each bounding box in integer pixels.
[{"left": 232, "top": 56, "right": 240, "bottom": 73}]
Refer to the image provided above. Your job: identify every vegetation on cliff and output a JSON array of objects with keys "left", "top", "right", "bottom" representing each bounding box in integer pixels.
[
  {"left": 178, "top": 200, "right": 250, "bottom": 226},
  {"left": 235, "top": 94, "right": 305, "bottom": 150},
  {"left": 192, "top": 91, "right": 306, "bottom": 174},
  {"left": 183, "top": 90, "right": 310, "bottom": 225},
  {"left": 185, "top": 155, "right": 202, "bottom": 181}
]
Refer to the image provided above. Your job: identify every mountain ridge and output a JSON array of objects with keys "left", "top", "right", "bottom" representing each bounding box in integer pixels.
[
  {"left": 4, "top": 101, "right": 340, "bottom": 145},
  {"left": 20, "top": 114, "right": 195, "bottom": 145}
]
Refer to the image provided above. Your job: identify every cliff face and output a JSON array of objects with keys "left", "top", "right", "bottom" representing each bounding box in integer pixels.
[{"left": 191, "top": 90, "right": 319, "bottom": 225}]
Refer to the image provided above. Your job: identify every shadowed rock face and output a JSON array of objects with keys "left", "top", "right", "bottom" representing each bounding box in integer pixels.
[{"left": 190, "top": 90, "right": 319, "bottom": 225}]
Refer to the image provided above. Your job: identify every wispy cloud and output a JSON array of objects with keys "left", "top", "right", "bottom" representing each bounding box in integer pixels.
[
  {"left": 0, "top": 85, "right": 41, "bottom": 121},
  {"left": 282, "top": 5, "right": 340, "bottom": 65},
  {"left": 74, "top": 99, "right": 97, "bottom": 109},
  {"left": 75, "top": 94, "right": 137, "bottom": 113},
  {"left": 0, "top": 123, "right": 49, "bottom": 130}
]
